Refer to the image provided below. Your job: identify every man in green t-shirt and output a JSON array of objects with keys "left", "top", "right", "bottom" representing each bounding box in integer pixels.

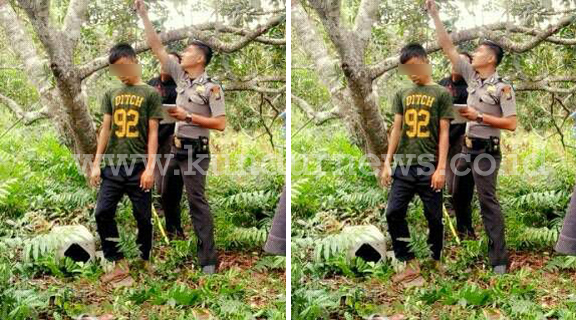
[
  {"left": 90, "top": 43, "right": 163, "bottom": 285},
  {"left": 380, "top": 43, "right": 454, "bottom": 283}
]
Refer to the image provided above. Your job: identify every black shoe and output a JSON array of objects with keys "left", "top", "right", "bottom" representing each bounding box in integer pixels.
[
  {"left": 457, "top": 229, "right": 476, "bottom": 241},
  {"left": 167, "top": 230, "right": 186, "bottom": 241}
]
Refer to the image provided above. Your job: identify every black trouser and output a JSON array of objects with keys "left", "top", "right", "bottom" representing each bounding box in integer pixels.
[
  {"left": 447, "top": 134, "right": 464, "bottom": 198},
  {"left": 385, "top": 165, "right": 444, "bottom": 261},
  {"left": 453, "top": 149, "right": 508, "bottom": 266},
  {"left": 95, "top": 163, "right": 152, "bottom": 261},
  {"left": 161, "top": 145, "right": 216, "bottom": 266},
  {"left": 447, "top": 124, "right": 466, "bottom": 199},
  {"left": 154, "top": 123, "right": 175, "bottom": 195},
  {"left": 556, "top": 184, "right": 576, "bottom": 255},
  {"left": 447, "top": 134, "right": 476, "bottom": 235},
  {"left": 264, "top": 185, "right": 286, "bottom": 256}
]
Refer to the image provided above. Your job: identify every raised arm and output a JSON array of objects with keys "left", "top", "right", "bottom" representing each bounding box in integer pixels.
[
  {"left": 426, "top": 0, "right": 460, "bottom": 67},
  {"left": 134, "top": 0, "right": 169, "bottom": 66}
]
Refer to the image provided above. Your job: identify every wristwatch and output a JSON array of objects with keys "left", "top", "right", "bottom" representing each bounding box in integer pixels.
[
  {"left": 476, "top": 112, "right": 484, "bottom": 124},
  {"left": 185, "top": 113, "right": 193, "bottom": 124}
]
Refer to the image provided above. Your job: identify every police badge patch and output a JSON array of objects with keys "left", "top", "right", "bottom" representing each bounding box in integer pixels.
[
  {"left": 502, "top": 85, "right": 512, "bottom": 100},
  {"left": 211, "top": 86, "right": 222, "bottom": 100}
]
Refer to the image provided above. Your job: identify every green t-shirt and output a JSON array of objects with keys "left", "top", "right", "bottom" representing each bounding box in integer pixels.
[
  {"left": 101, "top": 84, "right": 163, "bottom": 166},
  {"left": 392, "top": 83, "right": 454, "bottom": 166}
]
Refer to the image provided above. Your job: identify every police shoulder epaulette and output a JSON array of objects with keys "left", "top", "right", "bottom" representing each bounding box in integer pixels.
[
  {"left": 207, "top": 77, "right": 222, "bottom": 86},
  {"left": 498, "top": 77, "right": 511, "bottom": 84}
]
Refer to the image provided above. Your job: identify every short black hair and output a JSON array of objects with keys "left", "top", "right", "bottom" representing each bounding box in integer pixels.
[
  {"left": 460, "top": 51, "right": 473, "bottom": 63},
  {"left": 188, "top": 39, "right": 213, "bottom": 66},
  {"left": 168, "top": 52, "right": 182, "bottom": 63},
  {"left": 400, "top": 43, "right": 428, "bottom": 64},
  {"left": 109, "top": 43, "right": 136, "bottom": 64},
  {"left": 480, "top": 40, "right": 504, "bottom": 66}
]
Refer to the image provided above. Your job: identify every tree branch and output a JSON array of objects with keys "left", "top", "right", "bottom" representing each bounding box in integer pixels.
[
  {"left": 0, "top": 1, "right": 52, "bottom": 95},
  {"left": 307, "top": 0, "right": 351, "bottom": 59},
  {"left": 515, "top": 76, "right": 576, "bottom": 94},
  {"left": 62, "top": 0, "right": 90, "bottom": 49},
  {"left": 485, "top": 14, "right": 576, "bottom": 53},
  {"left": 516, "top": 84, "right": 576, "bottom": 95},
  {"left": 507, "top": 25, "right": 576, "bottom": 45},
  {"left": 222, "top": 74, "right": 285, "bottom": 94},
  {"left": 517, "top": 75, "right": 576, "bottom": 83},
  {"left": 258, "top": 93, "right": 276, "bottom": 149},
  {"left": 292, "top": 2, "right": 368, "bottom": 148},
  {"left": 1, "top": 0, "right": 84, "bottom": 148},
  {"left": 15, "top": 0, "right": 64, "bottom": 57},
  {"left": 540, "top": 8, "right": 576, "bottom": 16},
  {"left": 368, "top": 15, "right": 576, "bottom": 79},
  {"left": 548, "top": 93, "right": 568, "bottom": 149},
  {"left": 226, "top": 75, "right": 285, "bottom": 82},
  {"left": 0, "top": 92, "right": 49, "bottom": 124},
  {"left": 292, "top": 94, "right": 341, "bottom": 124},
  {"left": 192, "top": 14, "right": 285, "bottom": 53},
  {"left": 292, "top": 3, "right": 341, "bottom": 94},
  {"left": 354, "top": 0, "right": 380, "bottom": 49},
  {"left": 78, "top": 14, "right": 285, "bottom": 79},
  {"left": 212, "top": 24, "right": 286, "bottom": 45},
  {"left": 225, "top": 80, "right": 285, "bottom": 94}
]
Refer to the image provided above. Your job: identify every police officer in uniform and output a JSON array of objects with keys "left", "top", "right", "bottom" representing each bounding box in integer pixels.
[
  {"left": 427, "top": 0, "right": 517, "bottom": 274},
  {"left": 136, "top": 0, "right": 226, "bottom": 274},
  {"left": 438, "top": 52, "right": 476, "bottom": 239}
]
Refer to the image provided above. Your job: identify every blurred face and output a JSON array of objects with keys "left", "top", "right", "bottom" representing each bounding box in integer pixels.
[
  {"left": 471, "top": 45, "right": 496, "bottom": 69},
  {"left": 451, "top": 54, "right": 472, "bottom": 79},
  {"left": 180, "top": 45, "right": 205, "bottom": 69},
  {"left": 400, "top": 56, "right": 431, "bottom": 85},
  {"left": 160, "top": 54, "right": 180, "bottom": 76},
  {"left": 110, "top": 56, "right": 141, "bottom": 85}
]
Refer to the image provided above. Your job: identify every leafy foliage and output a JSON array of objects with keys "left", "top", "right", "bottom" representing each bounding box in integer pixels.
[
  {"left": 292, "top": 120, "right": 576, "bottom": 318},
  {"left": 0, "top": 125, "right": 285, "bottom": 318},
  {"left": 20, "top": 227, "right": 91, "bottom": 262},
  {"left": 294, "top": 226, "right": 384, "bottom": 263},
  {"left": 227, "top": 226, "right": 269, "bottom": 247}
]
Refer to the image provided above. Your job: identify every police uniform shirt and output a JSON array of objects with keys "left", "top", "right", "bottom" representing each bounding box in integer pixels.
[
  {"left": 454, "top": 57, "right": 516, "bottom": 139},
  {"left": 164, "top": 57, "right": 226, "bottom": 139}
]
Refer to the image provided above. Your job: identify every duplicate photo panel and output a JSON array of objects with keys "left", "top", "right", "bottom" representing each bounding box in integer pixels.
[
  {"left": 0, "top": 0, "right": 286, "bottom": 319},
  {"left": 291, "top": 0, "right": 576, "bottom": 318}
]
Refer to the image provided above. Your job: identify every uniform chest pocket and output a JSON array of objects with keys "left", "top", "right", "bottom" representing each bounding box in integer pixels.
[
  {"left": 479, "top": 93, "right": 498, "bottom": 105},
  {"left": 185, "top": 88, "right": 209, "bottom": 105}
]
